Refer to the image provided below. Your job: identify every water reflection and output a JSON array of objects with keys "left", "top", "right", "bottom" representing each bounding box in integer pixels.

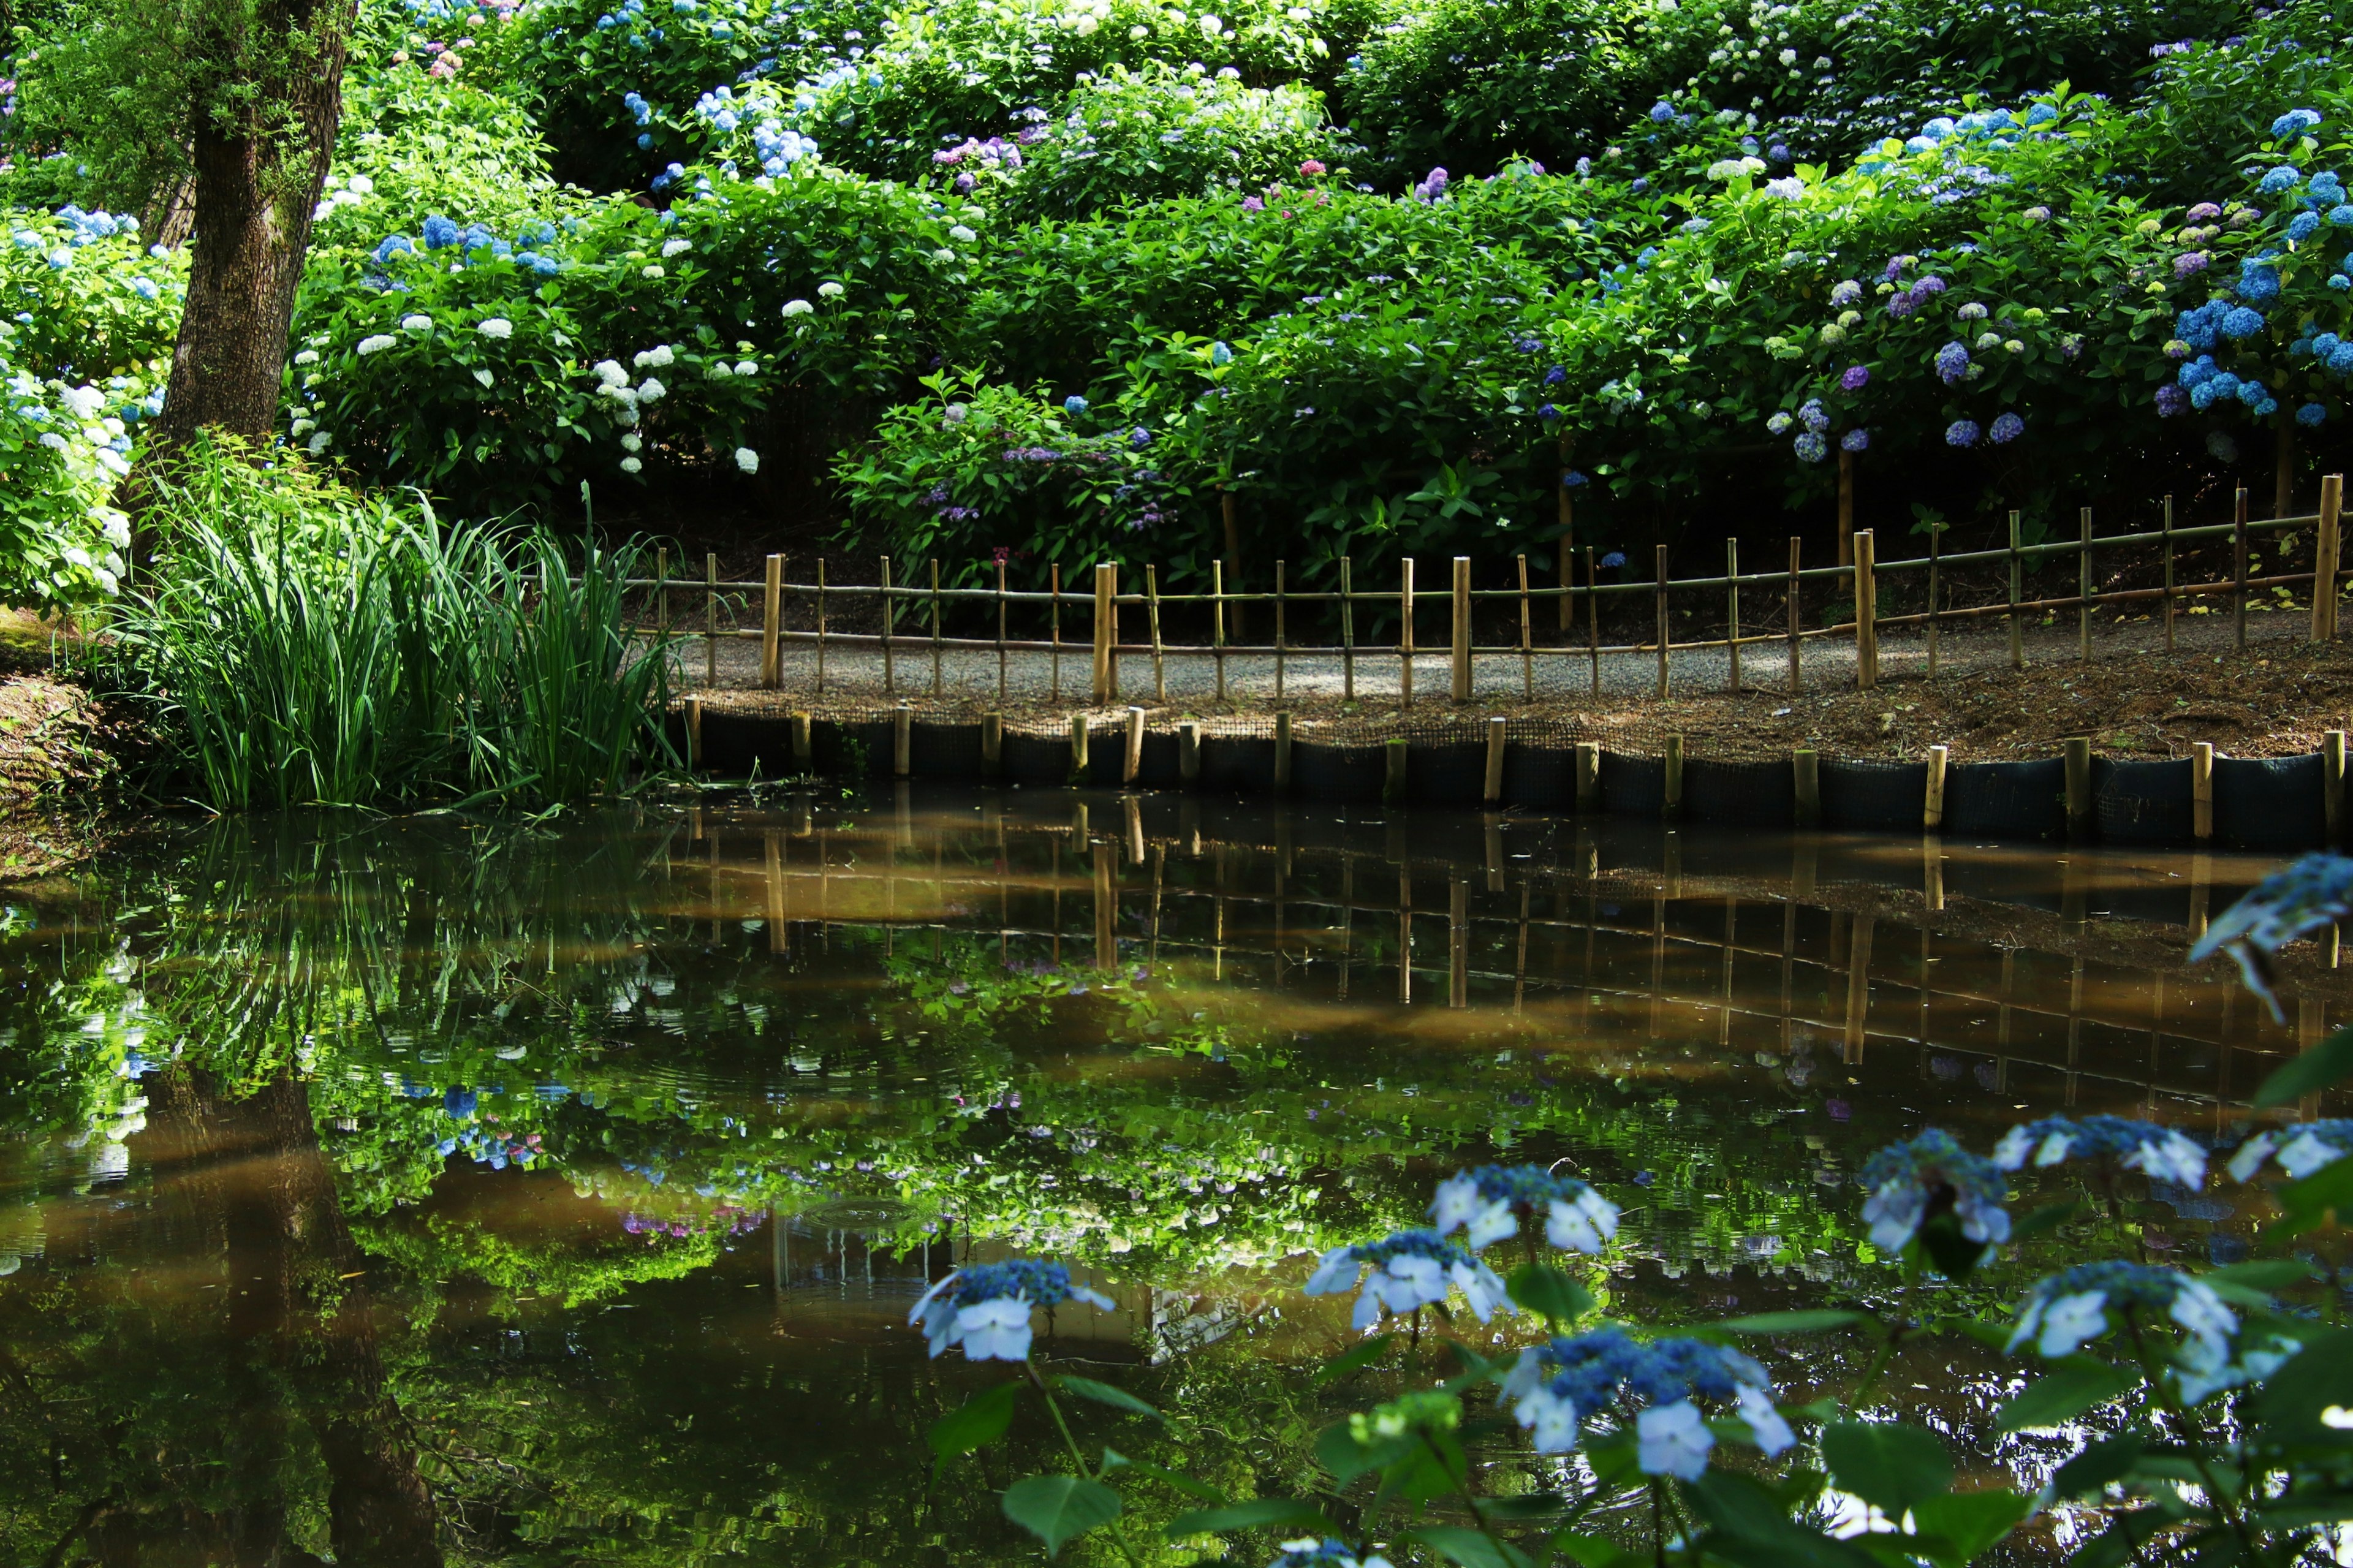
[{"left": 0, "top": 793, "right": 2335, "bottom": 1563}]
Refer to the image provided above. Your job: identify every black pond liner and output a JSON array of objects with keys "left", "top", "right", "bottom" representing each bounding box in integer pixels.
[
  {"left": 1683, "top": 757, "right": 1796, "bottom": 827},
  {"left": 692, "top": 710, "right": 782, "bottom": 776},
  {"left": 1599, "top": 751, "right": 1664, "bottom": 817},
  {"left": 1292, "top": 741, "right": 1385, "bottom": 805},
  {"left": 1821, "top": 758, "right": 1928, "bottom": 834},
  {"left": 1001, "top": 732, "right": 1072, "bottom": 787},
  {"left": 1135, "top": 732, "right": 1183, "bottom": 790},
  {"left": 2093, "top": 757, "right": 2194, "bottom": 844},
  {"left": 1083, "top": 741, "right": 1124, "bottom": 788},
  {"left": 1407, "top": 742, "right": 1487, "bottom": 808},
  {"left": 1200, "top": 737, "right": 1278, "bottom": 795},
  {"left": 812, "top": 719, "right": 888, "bottom": 776},
  {"left": 2215, "top": 752, "right": 2327, "bottom": 850},
  {"left": 1941, "top": 759, "right": 2067, "bottom": 841},
  {"left": 1502, "top": 746, "right": 1576, "bottom": 811},
  {"left": 909, "top": 722, "right": 981, "bottom": 779}
]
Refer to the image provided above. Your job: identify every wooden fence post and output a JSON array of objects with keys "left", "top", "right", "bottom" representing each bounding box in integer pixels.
[
  {"left": 2078, "top": 507, "right": 2093, "bottom": 661},
  {"left": 1050, "top": 562, "right": 1063, "bottom": 702},
  {"left": 2064, "top": 737, "right": 2093, "bottom": 841},
  {"left": 1091, "top": 561, "right": 1117, "bottom": 703},
  {"left": 761, "top": 553, "right": 782, "bottom": 688},
  {"left": 2161, "top": 494, "right": 2176, "bottom": 654},
  {"left": 1146, "top": 564, "right": 1166, "bottom": 702},
  {"left": 1585, "top": 547, "right": 1601, "bottom": 697},
  {"left": 1450, "top": 556, "right": 1472, "bottom": 702},
  {"left": 879, "top": 555, "right": 895, "bottom": 695},
  {"left": 2006, "top": 511, "right": 2025, "bottom": 671},
  {"left": 1925, "top": 744, "right": 1948, "bottom": 831},
  {"left": 928, "top": 558, "right": 944, "bottom": 695},
  {"left": 2192, "top": 741, "right": 2214, "bottom": 841},
  {"left": 1275, "top": 559, "right": 1288, "bottom": 701},
  {"left": 1340, "top": 555, "right": 1357, "bottom": 701},
  {"left": 993, "top": 557, "right": 1009, "bottom": 707},
  {"left": 2317, "top": 473, "right": 2343, "bottom": 642},
  {"left": 1785, "top": 537, "right": 1803, "bottom": 694},
  {"left": 1070, "top": 713, "right": 1089, "bottom": 782},
  {"left": 1654, "top": 543, "right": 1670, "bottom": 697},
  {"left": 1400, "top": 558, "right": 1415, "bottom": 707},
  {"left": 1516, "top": 555, "right": 1533, "bottom": 700},
  {"left": 1483, "top": 716, "right": 1507, "bottom": 805},
  {"left": 1853, "top": 528, "right": 1877, "bottom": 689},
  {"left": 1725, "top": 538, "right": 1741, "bottom": 694},
  {"left": 1558, "top": 455, "right": 1574, "bottom": 634}
]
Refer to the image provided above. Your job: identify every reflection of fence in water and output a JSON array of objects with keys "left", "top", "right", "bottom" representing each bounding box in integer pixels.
[{"left": 675, "top": 809, "right": 2326, "bottom": 1130}]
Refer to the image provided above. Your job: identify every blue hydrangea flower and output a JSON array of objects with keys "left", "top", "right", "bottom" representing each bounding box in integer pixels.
[
  {"left": 1267, "top": 1540, "right": 1392, "bottom": 1568},
  {"left": 2291, "top": 211, "right": 2323, "bottom": 242},
  {"left": 2193, "top": 853, "right": 2353, "bottom": 1018},
  {"left": 2156, "top": 384, "right": 2188, "bottom": 416},
  {"left": 2300, "top": 402, "right": 2330, "bottom": 426},
  {"left": 2230, "top": 1118, "right": 2353, "bottom": 1181},
  {"left": 908, "top": 1259, "right": 1114, "bottom": 1360},
  {"left": 1499, "top": 1326, "right": 1789, "bottom": 1474},
  {"left": 1993, "top": 1115, "right": 2208, "bottom": 1186},
  {"left": 1305, "top": 1230, "right": 1513, "bottom": 1331},
  {"left": 1990, "top": 412, "right": 2025, "bottom": 444},
  {"left": 2221, "top": 306, "right": 2267, "bottom": 338},
  {"left": 1430, "top": 1165, "right": 1620, "bottom": 1253},
  {"left": 1766, "top": 411, "right": 1794, "bottom": 435},
  {"left": 420, "top": 214, "right": 461, "bottom": 249},
  {"left": 1563, "top": 470, "right": 1588, "bottom": 489},
  {"left": 1935, "top": 341, "right": 1971, "bottom": 384},
  {"left": 373, "top": 234, "right": 415, "bottom": 264},
  {"left": 1798, "top": 399, "right": 1830, "bottom": 433},
  {"left": 2262, "top": 165, "right": 2304, "bottom": 195},
  {"left": 1859, "top": 1129, "right": 2010, "bottom": 1256},
  {"left": 1063, "top": 395, "right": 1087, "bottom": 415},
  {"left": 2238, "top": 261, "right": 2283, "bottom": 301},
  {"left": 1946, "top": 419, "right": 1980, "bottom": 447},
  {"left": 1648, "top": 101, "right": 1674, "bottom": 123},
  {"left": 2008, "top": 1261, "right": 2234, "bottom": 1363},
  {"left": 1841, "top": 428, "right": 1869, "bottom": 452},
  {"left": 1793, "top": 431, "right": 1827, "bottom": 463},
  {"left": 2024, "top": 103, "right": 2058, "bottom": 127},
  {"left": 1830, "top": 280, "right": 1863, "bottom": 307},
  {"left": 2275, "top": 109, "right": 2324, "bottom": 138}
]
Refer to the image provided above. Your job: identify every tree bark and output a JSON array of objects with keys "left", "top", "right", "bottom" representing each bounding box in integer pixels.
[{"left": 151, "top": 0, "right": 360, "bottom": 450}]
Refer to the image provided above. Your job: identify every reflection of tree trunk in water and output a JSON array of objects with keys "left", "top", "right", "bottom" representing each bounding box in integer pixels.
[{"left": 141, "top": 1069, "right": 444, "bottom": 1568}]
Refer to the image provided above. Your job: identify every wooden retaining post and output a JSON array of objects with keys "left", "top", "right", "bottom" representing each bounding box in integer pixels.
[
  {"left": 982, "top": 711, "right": 1003, "bottom": 779},
  {"left": 1574, "top": 741, "right": 1601, "bottom": 811},
  {"left": 1070, "top": 713, "right": 1089, "bottom": 781},
  {"left": 1275, "top": 712, "right": 1293, "bottom": 792},
  {"left": 1483, "top": 717, "right": 1507, "bottom": 806},
  {"left": 1451, "top": 556, "right": 1472, "bottom": 702},
  {"left": 1124, "top": 706, "right": 1145, "bottom": 786},
  {"left": 1091, "top": 562, "right": 1117, "bottom": 704},
  {"left": 1384, "top": 738, "right": 1408, "bottom": 808},
  {"left": 2188, "top": 739, "right": 2215, "bottom": 842},
  {"left": 2317, "top": 474, "right": 2344, "bottom": 642},
  {"left": 684, "top": 695, "right": 702, "bottom": 770},
  {"left": 1853, "top": 529, "right": 1877, "bottom": 689},
  {"left": 704, "top": 552, "right": 718, "bottom": 686},
  {"left": 1399, "top": 558, "right": 1416, "bottom": 707},
  {"left": 2328, "top": 729, "right": 2347, "bottom": 846},
  {"left": 1654, "top": 543, "right": 1671, "bottom": 697},
  {"left": 761, "top": 553, "right": 783, "bottom": 688},
  {"left": 892, "top": 702, "right": 912, "bottom": 778},
  {"left": 1724, "top": 539, "right": 1742, "bottom": 694},
  {"left": 1179, "top": 721, "right": 1201, "bottom": 787},
  {"left": 790, "top": 710, "right": 812, "bottom": 771},
  {"left": 2234, "top": 487, "right": 2250, "bottom": 652},
  {"left": 1792, "top": 748, "right": 1820, "bottom": 829},
  {"left": 2006, "top": 511, "right": 2025, "bottom": 671},
  {"left": 1664, "top": 734, "right": 1683, "bottom": 818},
  {"left": 1925, "top": 744, "right": 1948, "bottom": 831},
  {"left": 1786, "top": 537, "right": 1803, "bottom": 694},
  {"left": 880, "top": 556, "right": 895, "bottom": 694},
  {"left": 2078, "top": 507, "right": 2093, "bottom": 662},
  {"left": 2064, "top": 737, "right": 2093, "bottom": 841}
]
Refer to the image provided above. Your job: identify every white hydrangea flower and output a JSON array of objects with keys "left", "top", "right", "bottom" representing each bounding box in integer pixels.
[
  {"left": 949, "top": 224, "right": 977, "bottom": 243},
  {"left": 620, "top": 433, "right": 642, "bottom": 452},
  {"left": 635, "top": 344, "right": 675, "bottom": 368},
  {"left": 708, "top": 362, "right": 733, "bottom": 378},
  {"left": 289, "top": 419, "right": 316, "bottom": 439},
  {"left": 620, "top": 455, "right": 643, "bottom": 474},
  {"left": 594, "top": 359, "right": 629, "bottom": 387},
  {"left": 817, "top": 281, "right": 844, "bottom": 298},
  {"left": 661, "top": 238, "right": 692, "bottom": 257},
  {"left": 476, "top": 317, "right": 513, "bottom": 339},
  {"left": 733, "top": 359, "right": 757, "bottom": 376},
  {"left": 782, "top": 298, "right": 814, "bottom": 316},
  {"left": 306, "top": 431, "right": 332, "bottom": 454},
  {"left": 348, "top": 174, "right": 374, "bottom": 194},
  {"left": 293, "top": 349, "right": 320, "bottom": 366},
  {"left": 637, "top": 377, "right": 666, "bottom": 403},
  {"left": 642, "top": 264, "right": 665, "bottom": 278},
  {"left": 735, "top": 447, "right": 759, "bottom": 473},
  {"left": 400, "top": 314, "right": 433, "bottom": 331},
  {"left": 357, "top": 334, "right": 396, "bottom": 355},
  {"left": 933, "top": 248, "right": 957, "bottom": 263},
  {"left": 59, "top": 386, "right": 104, "bottom": 420}
]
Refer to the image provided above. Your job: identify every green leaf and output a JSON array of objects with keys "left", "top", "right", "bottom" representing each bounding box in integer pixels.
[
  {"left": 2205, "top": 1259, "right": 2317, "bottom": 1292},
  {"left": 2275, "top": 1156, "right": 2353, "bottom": 1235},
  {"left": 1554, "top": 1531, "right": 1643, "bottom": 1568},
  {"left": 1506, "top": 1263, "right": 1594, "bottom": 1326},
  {"left": 2253, "top": 1329, "right": 2353, "bottom": 1449},
  {"left": 2009, "top": 1199, "right": 2078, "bottom": 1240},
  {"left": 1398, "top": 1524, "right": 1533, "bottom": 1568},
  {"left": 1101, "top": 1449, "right": 1222, "bottom": 1505},
  {"left": 1995, "top": 1363, "right": 2139, "bottom": 1432},
  {"left": 1908, "top": 1492, "right": 2031, "bottom": 1568},
  {"left": 2254, "top": 1022, "right": 2353, "bottom": 1106},
  {"left": 1001, "top": 1475, "right": 1122, "bottom": 1558},
  {"left": 1053, "top": 1375, "right": 1161, "bottom": 1420},
  {"left": 1681, "top": 1471, "right": 1883, "bottom": 1568},
  {"left": 1820, "top": 1422, "right": 1953, "bottom": 1515},
  {"left": 929, "top": 1381, "right": 1021, "bottom": 1472},
  {"left": 1315, "top": 1417, "right": 1417, "bottom": 1485},
  {"left": 1480, "top": 1493, "right": 1567, "bottom": 1521},
  {"left": 1716, "top": 1309, "right": 1867, "bottom": 1335},
  {"left": 1313, "top": 1332, "right": 1398, "bottom": 1387},
  {"left": 1165, "top": 1498, "right": 1332, "bottom": 1537},
  {"left": 2049, "top": 1434, "right": 2148, "bottom": 1499}
]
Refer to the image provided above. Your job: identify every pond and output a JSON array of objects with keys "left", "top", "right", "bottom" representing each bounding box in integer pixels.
[{"left": 0, "top": 792, "right": 2322, "bottom": 1566}]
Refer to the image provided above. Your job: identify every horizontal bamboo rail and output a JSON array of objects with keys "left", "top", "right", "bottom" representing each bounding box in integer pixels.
[{"left": 624, "top": 480, "right": 2346, "bottom": 701}]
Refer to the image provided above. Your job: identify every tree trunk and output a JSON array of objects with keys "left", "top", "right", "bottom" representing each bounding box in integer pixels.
[{"left": 151, "top": 0, "right": 360, "bottom": 450}]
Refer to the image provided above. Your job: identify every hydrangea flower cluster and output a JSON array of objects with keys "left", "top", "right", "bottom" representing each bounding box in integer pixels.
[
  {"left": 1268, "top": 1542, "right": 1390, "bottom": 1568},
  {"left": 908, "top": 1259, "right": 1114, "bottom": 1361},
  {"left": 2192, "top": 853, "right": 2353, "bottom": 1018},
  {"left": 2228, "top": 1119, "right": 2353, "bottom": 1181},
  {"left": 1993, "top": 1115, "right": 2208, "bottom": 1186},
  {"left": 1858, "top": 1129, "right": 2012, "bottom": 1256},
  {"left": 1304, "top": 1229, "right": 1512, "bottom": 1331},
  {"left": 2008, "top": 1261, "right": 2235, "bottom": 1363},
  {"left": 1500, "top": 1325, "right": 1792, "bottom": 1477},
  {"left": 1428, "top": 1164, "right": 1620, "bottom": 1253}
]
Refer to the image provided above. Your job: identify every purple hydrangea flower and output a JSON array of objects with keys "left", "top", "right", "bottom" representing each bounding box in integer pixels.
[
  {"left": 2156, "top": 384, "right": 2189, "bottom": 415},
  {"left": 1935, "top": 342, "right": 1971, "bottom": 384},
  {"left": 1841, "top": 365, "right": 1870, "bottom": 392},
  {"left": 2175, "top": 251, "right": 2210, "bottom": 278},
  {"left": 1793, "top": 431, "right": 1827, "bottom": 463},
  {"left": 1946, "top": 419, "right": 1981, "bottom": 447},
  {"left": 1989, "top": 412, "right": 2025, "bottom": 444},
  {"left": 1841, "top": 428, "right": 1869, "bottom": 452}
]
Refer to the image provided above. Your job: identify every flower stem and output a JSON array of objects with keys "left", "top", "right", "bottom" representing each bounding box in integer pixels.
[
  {"left": 1027, "top": 1365, "right": 1146, "bottom": 1568},
  {"left": 2122, "top": 1312, "right": 2262, "bottom": 1562},
  {"left": 1852, "top": 1252, "right": 1918, "bottom": 1404}
]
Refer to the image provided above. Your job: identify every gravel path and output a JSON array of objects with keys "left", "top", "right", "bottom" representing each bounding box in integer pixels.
[{"left": 667, "top": 606, "right": 2313, "bottom": 708}]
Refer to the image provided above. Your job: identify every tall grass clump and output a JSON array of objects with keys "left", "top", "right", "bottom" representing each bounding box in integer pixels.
[{"left": 100, "top": 437, "right": 676, "bottom": 811}]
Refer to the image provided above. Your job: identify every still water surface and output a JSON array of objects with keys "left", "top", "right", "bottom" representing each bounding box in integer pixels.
[{"left": 0, "top": 792, "right": 2327, "bottom": 1565}]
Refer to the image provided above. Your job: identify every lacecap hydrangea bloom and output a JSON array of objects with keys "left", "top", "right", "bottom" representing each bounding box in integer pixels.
[
  {"left": 1304, "top": 1229, "right": 1512, "bottom": 1331},
  {"left": 908, "top": 1259, "right": 1114, "bottom": 1361},
  {"left": 1859, "top": 1128, "right": 2010, "bottom": 1255},
  {"left": 1994, "top": 1115, "right": 2207, "bottom": 1186},
  {"left": 1428, "top": 1164, "right": 1621, "bottom": 1252},
  {"left": 2008, "top": 1261, "right": 2235, "bottom": 1363},
  {"left": 1501, "top": 1325, "right": 1792, "bottom": 1477},
  {"left": 1268, "top": 1539, "right": 1390, "bottom": 1568},
  {"left": 2192, "top": 852, "right": 2353, "bottom": 1018},
  {"left": 2228, "top": 1118, "right": 2353, "bottom": 1181}
]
